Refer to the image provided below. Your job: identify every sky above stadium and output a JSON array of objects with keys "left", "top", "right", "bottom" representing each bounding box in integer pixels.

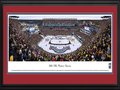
[{"left": 8, "top": 14, "right": 112, "bottom": 20}]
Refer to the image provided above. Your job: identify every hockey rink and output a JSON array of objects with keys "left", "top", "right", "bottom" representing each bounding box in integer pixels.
[{"left": 38, "top": 35, "right": 82, "bottom": 54}]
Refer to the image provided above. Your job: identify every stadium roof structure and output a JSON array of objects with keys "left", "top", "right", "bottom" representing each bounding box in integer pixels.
[
  {"left": 101, "top": 16, "right": 111, "bottom": 19},
  {"left": 9, "top": 16, "right": 19, "bottom": 19}
]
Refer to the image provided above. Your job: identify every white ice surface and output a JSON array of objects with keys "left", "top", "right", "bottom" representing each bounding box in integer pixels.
[{"left": 38, "top": 35, "right": 82, "bottom": 54}]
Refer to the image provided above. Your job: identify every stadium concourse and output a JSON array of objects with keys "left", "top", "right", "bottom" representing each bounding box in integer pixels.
[{"left": 9, "top": 18, "right": 111, "bottom": 61}]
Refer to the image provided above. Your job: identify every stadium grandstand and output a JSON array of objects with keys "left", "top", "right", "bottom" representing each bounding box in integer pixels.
[{"left": 9, "top": 16, "right": 111, "bottom": 61}]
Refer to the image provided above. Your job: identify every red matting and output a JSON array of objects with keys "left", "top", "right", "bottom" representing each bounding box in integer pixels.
[{"left": 3, "top": 5, "right": 117, "bottom": 84}]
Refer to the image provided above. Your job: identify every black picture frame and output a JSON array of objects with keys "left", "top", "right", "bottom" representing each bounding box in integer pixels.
[{"left": 0, "top": 0, "right": 120, "bottom": 89}]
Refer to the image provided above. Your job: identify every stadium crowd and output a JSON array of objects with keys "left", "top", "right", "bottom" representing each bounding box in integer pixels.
[
  {"left": 42, "top": 19, "right": 77, "bottom": 27},
  {"left": 9, "top": 18, "right": 111, "bottom": 61},
  {"left": 64, "top": 24, "right": 111, "bottom": 61}
]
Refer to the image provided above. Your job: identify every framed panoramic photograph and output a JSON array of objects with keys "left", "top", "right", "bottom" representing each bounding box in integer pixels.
[
  {"left": 7, "top": 13, "right": 113, "bottom": 74},
  {"left": 0, "top": 0, "right": 120, "bottom": 89}
]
